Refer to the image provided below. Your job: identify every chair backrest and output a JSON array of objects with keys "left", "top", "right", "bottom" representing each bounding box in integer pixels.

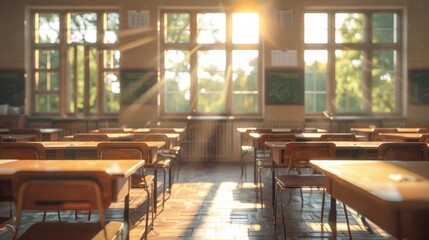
[
  {"left": 319, "top": 133, "right": 357, "bottom": 141},
  {"left": 378, "top": 142, "right": 429, "bottom": 161},
  {"left": 13, "top": 171, "right": 112, "bottom": 237},
  {"left": 97, "top": 142, "right": 150, "bottom": 160},
  {"left": 9, "top": 129, "right": 43, "bottom": 141},
  {"left": 73, "top": 133, "right": 109, "bottom": 141},
  {"left": 284, "top": 142, "right": 336, "bottom": 172},
  {"left": 0, "top": 142, "right": 46, "bottom": 159},
  {"left": 420, "top": 134, "right": 429, "bottom": 143},
  {"left": 132, "top": 134, "right": 170, "bottom": 150}
]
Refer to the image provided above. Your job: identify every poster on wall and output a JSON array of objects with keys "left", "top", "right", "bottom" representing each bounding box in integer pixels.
[{"left": 120, "top": 69, "right": 157, "bottom": 105}]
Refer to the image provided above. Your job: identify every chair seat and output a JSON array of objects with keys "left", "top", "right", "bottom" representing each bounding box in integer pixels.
[
  {"left": 18, "top": 221, "right": 124, "bottom": 240},
  {"left": 156, "top": 158, "right": 171, "bottom": 167},
  {"left": 131, "top": 174, "right": 155, "bottom": 188},
  {"left": 275, "top": 174, "right": 325, "bottom": 188}
]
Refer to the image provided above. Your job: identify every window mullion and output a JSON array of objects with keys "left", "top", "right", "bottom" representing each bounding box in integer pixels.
[{"left": 189, "top": 12, "right": 198, "bottom": 114}]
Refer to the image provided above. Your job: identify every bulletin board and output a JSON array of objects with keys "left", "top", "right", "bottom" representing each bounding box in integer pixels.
[
  {"left": 409, "top": 69, "right": 429, "bottom": 105},
  {"left": 120, "top": 69, "right": 157, "bottom": 104},
  {"left": 265, "top": 69, "right": 304, "bottom": 105}
]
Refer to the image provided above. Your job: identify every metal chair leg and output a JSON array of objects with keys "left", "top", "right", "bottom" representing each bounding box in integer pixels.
[{"left": 343, "top": 204, "right": 352, "bottom": 240}]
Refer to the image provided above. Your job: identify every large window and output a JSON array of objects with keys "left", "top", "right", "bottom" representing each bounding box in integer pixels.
[
  {"left": 160, "top": 10, "right": 261, "bottom": 117},
  {"left": 304, "top": 11, "right": 402, "bottom": 115},
  {"left": 32, "top": 10, "right": 120, "bottom": 116}
]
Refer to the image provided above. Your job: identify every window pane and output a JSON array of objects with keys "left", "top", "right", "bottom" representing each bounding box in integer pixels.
[
  {"left": 35, "top": 50, "right": 59, "bottom": 69},
  {"left": 232, "top": 50, "right": 258, "bottom": 113},
  {"left": 197, "top": 50, "right": 226, "bottom": 113},
  {"left": 104, "top": 12, "right": 119, "bottom": 44},
  {"left": 35, "top": 13, "right": 60, "bottom": 44},
  {"left": 35, "top": 72, "right": 60, "bottom": 91},
  {"left": 372, "top": 13, "right": 397, "bottom": 43},
  {"left": 165, "top": 13, "right": 190, "bottom": 43},
  {"left": 335, "top": 13, "right": 364, "bottom": 43},
  {"left": 372, "top": 50, "right": 396, "bottom": 113},
  {"left": 197, "top": 13, "right": 226, "bottom": 44},
  {"left": 36, "top": 94, "right": 59, "bottom": 113},
  {"left": 232, "top": 13, "right": 259, "bottom": 44},
  {"left": 104, "top": 72, "right": 120, "bottom": 113},
  {"left": 69, "top": 13, "right": 97, "bottom": 43},
  {"left": 164, "top": 50, "right": 190, "bottom": 113},
  {"left": 304, "top": 50, "right": 327, "bottom": 112},
  {"left": 304, "top": 13, "right": 328, "bottom": 44},
  {"left": 89, "top": 48, "right": 97, "bottom": 113},
  {"left": 104, "top": 50, "right": 120, "bottom": 69},
  {"left": 335, "top": 50, "right": 364, "bottom": 112}
]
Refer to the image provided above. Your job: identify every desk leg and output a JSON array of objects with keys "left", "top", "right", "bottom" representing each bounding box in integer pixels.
[
  {"left": 124, "top": 193, "right": 130, "bottom": 240},
  {"left": 153, "top": 166, "right": 158, "bottom": 215},
  {"left": 328, "top": 195, "right": 337, "bottom": 238},
  {"left": 272, "top": 161, "right": 275, "bottom": 209},
  {"left": 253, "top": 147, "right": 257, "bottom": 185}
]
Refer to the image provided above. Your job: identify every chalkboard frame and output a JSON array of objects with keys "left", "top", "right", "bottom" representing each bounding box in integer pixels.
[
  {"left": 120, "top": 69, "right": 157, "bottom": 104},
  {"left": 265, "top": 68, "right": 304, "bottom": 105},
  {"left": 409, "top": 69, "right": 429, "bottom": 105}
]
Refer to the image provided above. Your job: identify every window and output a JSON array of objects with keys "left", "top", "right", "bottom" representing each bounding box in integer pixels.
[
  {"left": 32, "top": 10, "right": 120, "bottom": 116},
  {"left": 160, "top": 10, "right": 261, "bottom": 117},
  {"left": 304, "top": 11, "right": 402, "bottom": 115}
]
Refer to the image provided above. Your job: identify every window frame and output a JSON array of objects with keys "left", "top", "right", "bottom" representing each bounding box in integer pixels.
[
  {"left": 159, "top": 8, "right": 263, "bottom": 118},
  {"left": 304, "top": 9, "right": 404, "bottom": 116},
  {"left": 30, "top": 9, "right": 120, "bottom": 117}
]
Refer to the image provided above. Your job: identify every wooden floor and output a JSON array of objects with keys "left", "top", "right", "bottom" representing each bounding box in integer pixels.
[{"left": 1, "top": 161, "right": 394, "bottom": 240}]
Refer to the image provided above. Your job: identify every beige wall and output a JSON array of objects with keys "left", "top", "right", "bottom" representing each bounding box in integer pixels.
[{"left": 1, "top": 0, "right": 428, "bottom": 125}]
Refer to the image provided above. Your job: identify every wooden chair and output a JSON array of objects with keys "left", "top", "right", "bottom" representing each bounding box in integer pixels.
[
  {"left": 319, "top": 133, "right": 357, "bottom": 141},
  {"left": 378, "top": 142, "right": 429, "bottom": 160},
  {"left": 73, "top": 133, "right": 109, "bottom": 141},
  {"left": 0, "top": 216, "right": 15, "bottom": 238},
  {"left": 97, "top": 142, "right": 155, "bottom": 239},
  {"left": 0, "top": 142, "right": 60, "bottom": 222},
  {"left": 12, "top": 171, "right": 123, "bottom": 240},
  {"left": 9, "top": 128, "right": 43, "bottom": 141},
  {"left": 420, "top": 134, "right": 429, "bottom": 143},
  {"left": 255, "top": 133, "right": 296, "bottom": 207},
  {"left": 132, "top": 134, "right": 173, "bottom": 196},
  {"left": 274, "top": 142, "right": 351, "bottom": 238}
]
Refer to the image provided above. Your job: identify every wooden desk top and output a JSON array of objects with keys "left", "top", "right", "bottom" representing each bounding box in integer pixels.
[
  {"left": 133, "top": 128, "right": 186, "bottom": 133},
  {"left": 35, "top": 141, "right": 165, "bottom": 150},
  {"left": 379, "top": 133, "right": 426, "bottom": 138},
  {"left": 310, "top": 160, "right": 429, "bottom": 208},
  {"left": 351, "top": 127, "right": 424, "bottom": 133},
  {"left": 266, "top": 141, "right": 385, "bottom": 150},
  {"left": 0, "top": 159, "right": 145, "bottom": 178}
]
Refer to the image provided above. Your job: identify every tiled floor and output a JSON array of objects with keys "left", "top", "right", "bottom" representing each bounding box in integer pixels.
[{"left": 1, "top": 161, "right": 394, "bottom": 240}]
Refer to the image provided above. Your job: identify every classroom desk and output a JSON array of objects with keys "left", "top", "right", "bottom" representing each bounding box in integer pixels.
[
  {"left": 351, "top": 128, "right": 426, "bottom": 141},
  {"left": 36, "top": 141, "right": 164, "bottom": 214},
  {"left": 309, "top": 160, "right": 429, "bottom": 240},
  {"left": 39, "top": 128, "right": 64, "bottom": 141},
  {"left": 265, "top": 141, "right": 385, "bottom": 208},
  {"left": 379, "top": 133, "right": 428, "bottom": 142},
  {"left": 0, "top": 159, "right": 145, "bottom": 239},
  {"left": 64, "top": 132, "right": 181, "bottom": 146},
  {"left": 0, "top": 134, "right": 37, "bottom": 142}
]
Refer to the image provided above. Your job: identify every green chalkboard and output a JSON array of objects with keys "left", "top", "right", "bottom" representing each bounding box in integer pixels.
[
  {"left": 265, "top": 69, "right": 304, "bottom": 105},
  {"left": 409, "top": 69, "right": 429, "bottom": 105},
  {"left": 120, "top": 69, "right": 157, "bottom": 104},
  {"left": 0, "top": 69, "right": 25, "bottom": 106}
]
